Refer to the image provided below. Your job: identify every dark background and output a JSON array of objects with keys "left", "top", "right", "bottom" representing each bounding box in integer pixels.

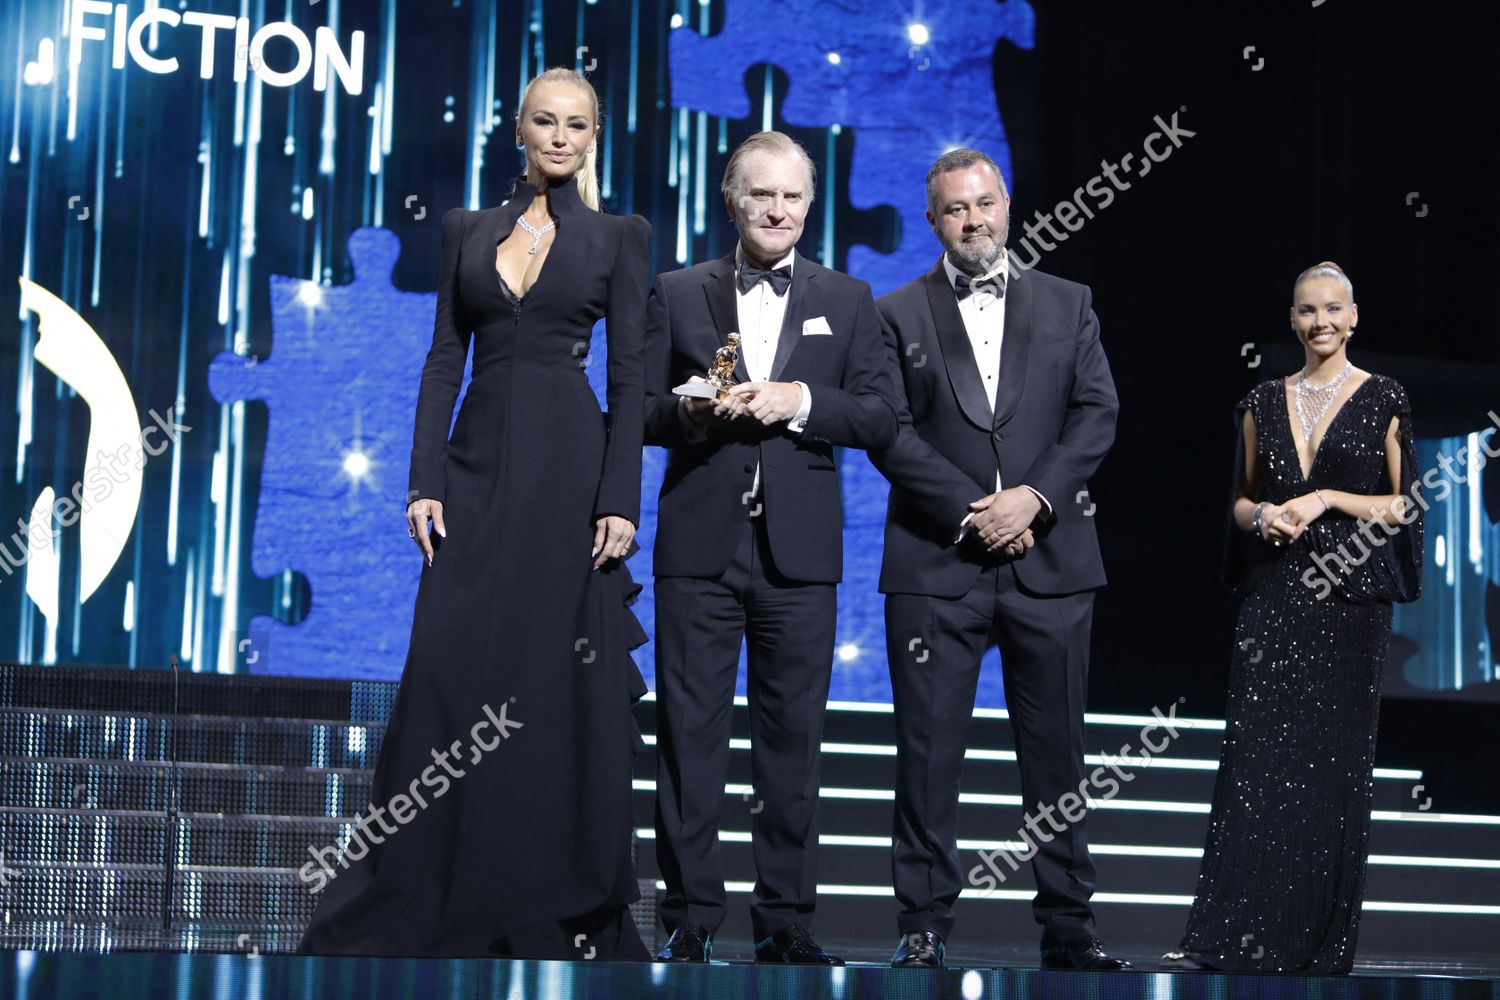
[{"left": 991, "top": 1, "right": 1499, "bottom": 809}]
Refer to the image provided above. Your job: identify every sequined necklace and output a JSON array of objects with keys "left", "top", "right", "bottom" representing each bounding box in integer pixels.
[
  {"left": 516, "top": 214, "right": 555, "bottom": 254},
  {"left": 1294, "top": 360, "right": 1353, "bottom": 442}
]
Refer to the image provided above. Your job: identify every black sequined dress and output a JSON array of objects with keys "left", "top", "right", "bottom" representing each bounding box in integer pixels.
[{"left": 1177, "top": 373, "right": 1423, "bottom": 974}]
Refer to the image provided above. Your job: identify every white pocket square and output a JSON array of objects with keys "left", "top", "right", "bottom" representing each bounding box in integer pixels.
[{"left": 802, "top": 315, "right": 833, "bottom": 336}]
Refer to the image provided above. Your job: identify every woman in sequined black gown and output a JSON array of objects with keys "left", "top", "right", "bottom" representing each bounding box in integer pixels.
[{"left": 1163, "top": 262, "right": 1423, "bottom": 974}]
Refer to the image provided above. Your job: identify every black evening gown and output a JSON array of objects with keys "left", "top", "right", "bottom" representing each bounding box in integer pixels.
[
  {"left": 296, "top": 173, "right": 653, "bottom": 960},
  {"left": 1178, "top": 374, "right": 1423, "bottom": 974}
]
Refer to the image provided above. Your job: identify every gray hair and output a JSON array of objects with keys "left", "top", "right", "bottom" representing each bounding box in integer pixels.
[
  {"left": 1293, "top": 260, "right": 1355, "bottom": 303},
  {"left": 926, "top": 147, "right": 1008, "bottom": 218},
  {"left": 722, "top": 131, "right": 817, "bottom": 204}
]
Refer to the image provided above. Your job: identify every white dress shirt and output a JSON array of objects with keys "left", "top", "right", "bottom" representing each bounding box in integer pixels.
[
  {"left": 944, "top": 252, "right": 1052, "bottom": 542},
  {"left": 944, "top": 252, "right": 1007, "bottom": 410},
  {"left": 680, "top": 244, "right": 811, "bottom": 500},
  {"left": 735, "top": 243, "right": 811, "bottom": 430}
]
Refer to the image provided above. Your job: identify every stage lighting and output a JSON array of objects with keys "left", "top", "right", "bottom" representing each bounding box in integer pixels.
[{"left": 342, "top": 451, "right": 370, "bottom": 480}]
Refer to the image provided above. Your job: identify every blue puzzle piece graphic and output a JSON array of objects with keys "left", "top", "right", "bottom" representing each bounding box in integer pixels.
[
  {"left": 207, "top": 0, "right": 1039, "bottom": 704},
  {"left": 670, "top": 0, "right": 1036, "bottom": 295},
  {"left": 669, "top": 0, "right": 1036, "bottom": 706},
  {"left": 208, "top": 228, "right": 445, "bottom": 679}
]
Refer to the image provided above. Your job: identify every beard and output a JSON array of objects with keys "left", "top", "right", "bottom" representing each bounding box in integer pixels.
[{"left": 946, "top": 228, "right": 1006, "bottom": 273}]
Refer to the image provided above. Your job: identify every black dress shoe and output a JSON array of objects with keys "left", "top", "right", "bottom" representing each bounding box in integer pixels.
[
  {"left": 1041, "top": 937, "right": 1134, "bottom": 971},
  {"left": 655, "top": 923, "right": 713, "bottom": 962},
  {"left": 891, "top": 929, "right": 945, "bottom": 968},
  {"left": 754, "top": 924, "right": 845, "bottom": 965}
]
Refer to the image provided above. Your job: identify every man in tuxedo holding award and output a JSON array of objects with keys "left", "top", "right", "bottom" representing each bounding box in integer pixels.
[
  {"left": 643, "top": 131, "right": 897, "bottom": 964},
  {"left": 871, "top": 148, "right": 1128, "bottom": 970}
]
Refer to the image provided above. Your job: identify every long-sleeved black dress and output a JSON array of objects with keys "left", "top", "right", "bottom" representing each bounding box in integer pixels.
[
  {"left": 1177, "top": 373, "right": 1423, "bottom": 974},
  {"left": 296, "top": 173, "right": 652, "bottom": 960}
]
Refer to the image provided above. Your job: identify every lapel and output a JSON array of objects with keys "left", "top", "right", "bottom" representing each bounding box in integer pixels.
[
  {"left": 701, "top": 251, "right": 751, "bottom": 383},
  {"left": 923, "top": 255, "right": 993, "bottom": 430},
  {"left": 702, "top": 246, "right": 813, "bottom": 383},
  {"left": 769, "top": 250, "right": 815, "bottom": 381},
  {"left": 992, "top": 261, "right": 1032, "bottom": 428}
]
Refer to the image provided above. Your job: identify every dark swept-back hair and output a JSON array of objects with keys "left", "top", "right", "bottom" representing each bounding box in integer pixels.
[{"left": 925, "top": 147, "right": 1007, "bottom": 217}]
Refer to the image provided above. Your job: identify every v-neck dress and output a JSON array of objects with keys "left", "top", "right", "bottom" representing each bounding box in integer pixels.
[
  {"left": 1177, "top": 373, "right": 1423, "bottom": 973},
  {"left": 297, "top": 173, "right": 653, "bottom": 960}
]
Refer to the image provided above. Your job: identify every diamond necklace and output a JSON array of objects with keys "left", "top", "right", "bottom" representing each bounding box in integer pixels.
[
  {"left": 1294, "top": 360, "right": 1353, "bottom": 442},
  {"left": 516, "top": 214, "right": 555, "bottom": 254}
]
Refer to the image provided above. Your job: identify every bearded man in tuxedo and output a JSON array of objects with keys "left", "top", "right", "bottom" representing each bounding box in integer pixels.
[{"left": 872, "top": 147, "right": 1128, "bottom": 972}]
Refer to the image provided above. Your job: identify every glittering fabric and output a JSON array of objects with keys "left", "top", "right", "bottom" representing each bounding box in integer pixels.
[{"left": 1180, "top": 373, "right": 1424, "bottom": 974}]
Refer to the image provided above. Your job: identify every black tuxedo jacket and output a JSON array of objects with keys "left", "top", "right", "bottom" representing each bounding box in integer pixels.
[
  {"left": 643, "top": 249, "right": 898, "bottom": 583},
  {"left": 871, "top": 256, "right": 1118, "bottom": 598}
]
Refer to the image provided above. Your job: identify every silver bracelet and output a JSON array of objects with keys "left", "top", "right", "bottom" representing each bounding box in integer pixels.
[{"left": 1251, "top": 501, "right": 1270, "bottom": 539}]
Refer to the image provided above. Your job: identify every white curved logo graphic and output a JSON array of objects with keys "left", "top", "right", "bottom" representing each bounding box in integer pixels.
[{"left": 18, "top": 277, "right": 143, "bottom": 621}]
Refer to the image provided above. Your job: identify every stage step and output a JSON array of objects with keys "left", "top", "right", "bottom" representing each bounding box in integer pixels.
[
  {"left": 2, "top": 758, "right": 372, "bottom": 817},
  {"left": 0, "top": 707, "right": 384, "bottom": 770},
  {"left": 0, "top": 663, "right": 1493, "bottom": 962}
]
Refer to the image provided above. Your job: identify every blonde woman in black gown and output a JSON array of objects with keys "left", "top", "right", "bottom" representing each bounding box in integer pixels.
[
  {"left": 296, "top": 68, "right": 652, "bottom": 960},
  {"left": 1162, "top": 261, "right": 1423, "bottom": 973}
]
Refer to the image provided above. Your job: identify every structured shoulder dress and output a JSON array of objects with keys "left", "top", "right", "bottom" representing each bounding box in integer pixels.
[
  {"left": 296, "top": 172, "right": 653, "bottom": 960},
  {"left": 1177, "top": 374, "right": 1423, "bottom": 973}
]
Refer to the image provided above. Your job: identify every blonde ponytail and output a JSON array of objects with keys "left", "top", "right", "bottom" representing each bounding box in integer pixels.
[{"left": 574, "top": 141, "right": 602, "bottom": 211}]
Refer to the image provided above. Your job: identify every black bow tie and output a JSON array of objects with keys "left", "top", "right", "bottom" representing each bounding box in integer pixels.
[
  {"left": 954, "top": 270, "right": 1005, "bottom": 301},
  {"left": 740, "top": 259, "right": 793, "bottom": 296}
]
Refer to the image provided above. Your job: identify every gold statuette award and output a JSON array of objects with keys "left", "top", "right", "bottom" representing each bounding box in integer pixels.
[{"left": 673, "top": 331, "right": 742, "bottom": 400}]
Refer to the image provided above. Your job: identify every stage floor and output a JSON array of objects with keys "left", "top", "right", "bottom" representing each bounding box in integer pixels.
[
  {"left": 5, "top": 663, "right": 1496, "bottom": 994},
  {"left": 3, "top": 950, "right": 1499, "bottom": 1000}
]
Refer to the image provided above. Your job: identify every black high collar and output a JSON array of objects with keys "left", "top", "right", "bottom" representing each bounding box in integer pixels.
[{"left": 504, "top": 171, "right": 586, "bottom": 218}]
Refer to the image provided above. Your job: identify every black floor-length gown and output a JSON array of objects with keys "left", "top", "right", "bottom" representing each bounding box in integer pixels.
[
  {"left": 1177, "top": 374, "right": 1423, "bottom": 974},
  {"left": 296, "top": 173, "right": 653, "bottom": 959}
]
